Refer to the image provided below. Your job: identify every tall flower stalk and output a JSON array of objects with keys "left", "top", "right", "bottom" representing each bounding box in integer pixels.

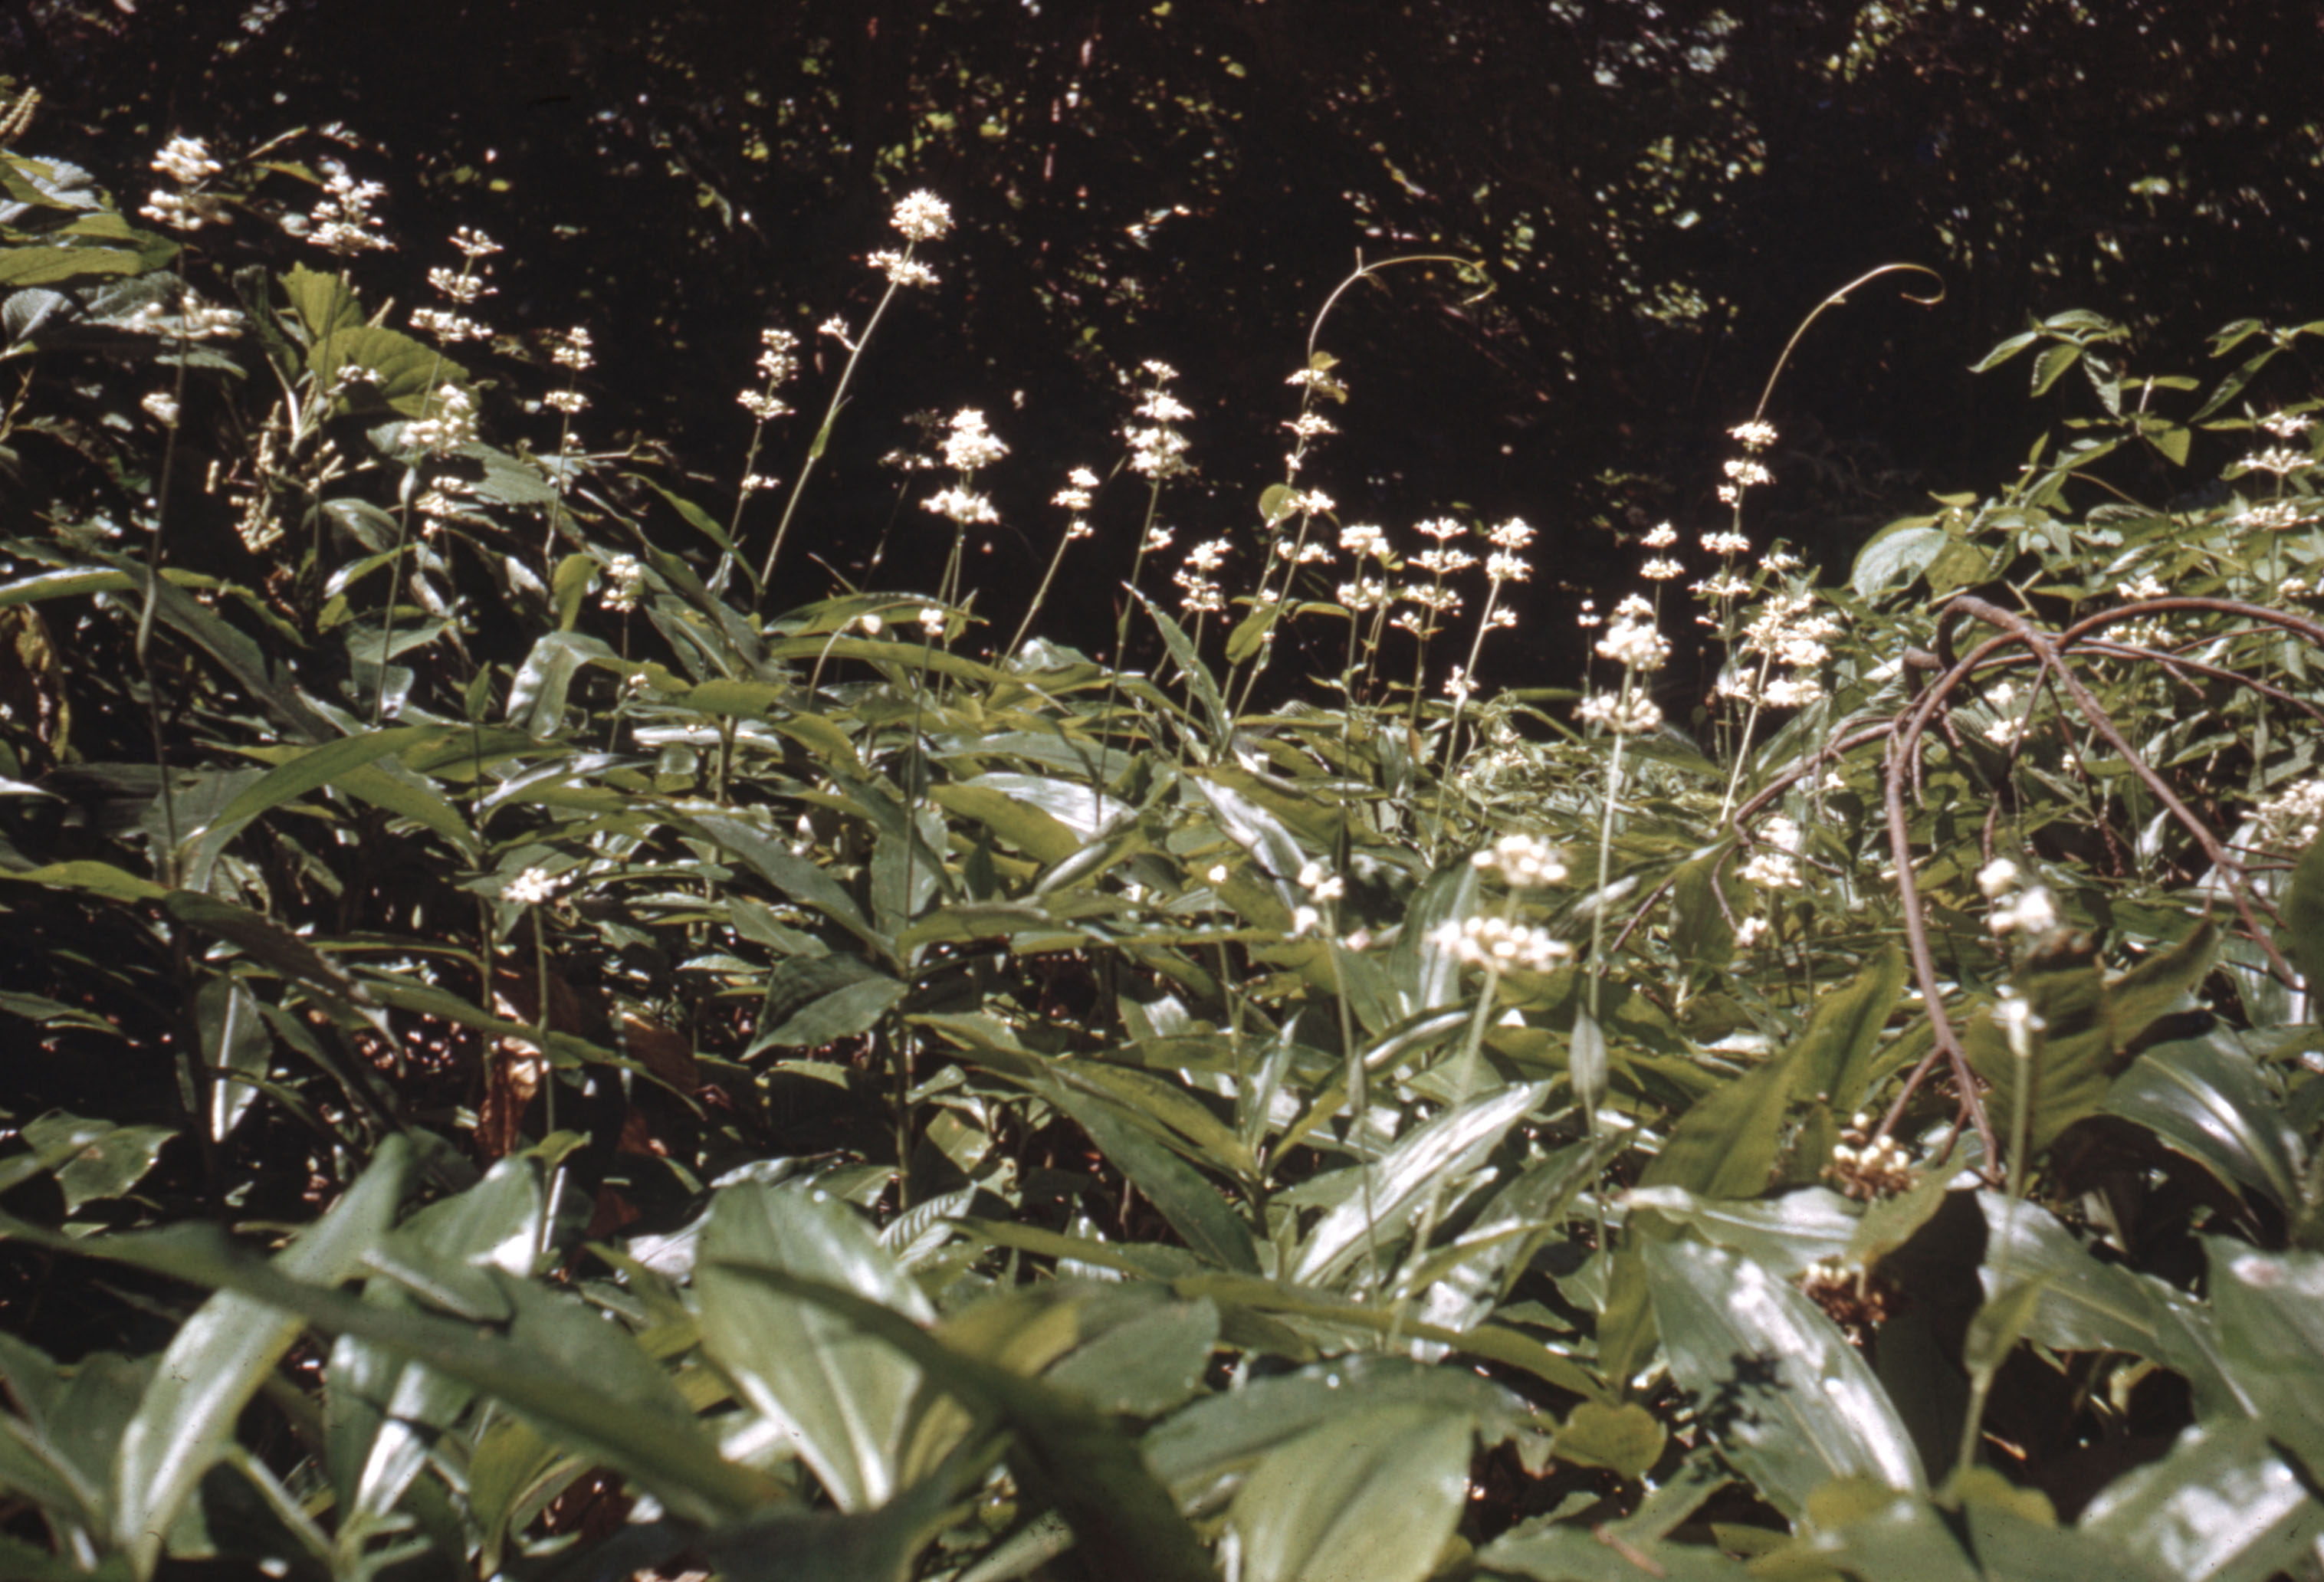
[{"left": 743, "top": 189, "right": 954, "bottom": 601}]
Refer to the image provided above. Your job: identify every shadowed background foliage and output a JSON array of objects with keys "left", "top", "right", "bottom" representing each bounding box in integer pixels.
[{"left": 11, "top": 0, "right": 2324, "bottom": 673}]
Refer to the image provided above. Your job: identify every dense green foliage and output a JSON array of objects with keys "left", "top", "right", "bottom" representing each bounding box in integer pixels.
[{"left": 8, "top": 74, "right": 2324, "bottom": 1582}]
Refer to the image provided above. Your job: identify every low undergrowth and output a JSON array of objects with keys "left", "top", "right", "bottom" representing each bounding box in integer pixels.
[{"left": 6, "top": 104, "right": 2324, "bottom": 1582}]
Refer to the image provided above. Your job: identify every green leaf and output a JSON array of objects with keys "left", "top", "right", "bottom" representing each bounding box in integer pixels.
[
  {"left": 1851, "top": 521, "right": 1950, "bottom": 599},
  {"left": 694, "top": 1182, "right": 931, "bottom": 1512},
  {"left": 111, "top": 1137, "right": 414, "bottom": 1576},
  {"left": 1232, "top": 1402, "right": 1470, "bottom": 1582},
  {"left": 1623, "top": 1186, "right": 1860, "bottom": 1278},
  {"left": 1132, "top": 588, "right": 1229, "bottom": 746},
  {"left": 507, "top": 631, "right": 615, "bottom": 737},
  {"left": 1797, "top": 943, "right": 1907, "bottom": 1113},
  {"left": 1977, "top": 1193, "right": 2164, "bottom": 1355},
  {"left": 1645, "top": 1238, "right": 1924, "bottom": 1518},
  {"left": 1045, "top": 1294, "right": 1219, "bottom": 1416},
  {"left": 1636, "top": 1040, "right": 1804, "bottom": 1204},
  {"left": 2079, "top": 1419, "right": 2324, "bottom": 1582},
  {"left": 281, "top": 264, "right": 363, "bottom": 340},
  {"left": 638, "top": 478, "right": 757, "bottom": 596},
  {"left": 2108, "top": 1034, "right": 2303, "bottom": 1209},
  {"left": 1966, "top": 923, "right": 2216, "bottom": 1157},
  {"left": 1479, "top": 1524, "right": 1751, "bottom": 1580},
  {"left": 2278, "top": 828, "right": 2324, "bottom": 991},
  {"left": 2207, "top": 1239, "right": 2324, "bottom": 1485},
  {"left": 186, "top": 725, "right": 439, "bottom": 858},
  {"left": 1552, "top": 1400, "right": 1666, "bottom": 1479},
  {"left": 18, "top": 1112, "right": 174, "bottom": 1212},
  {"left": 312, "top": 323, "right": 467, "bottom": 417},
  {"left": 0, "top": 246, "right": 149, "bottom": 287},
  {"left": 709, "top": 1263, "right": 1213, "bottom": 1582},
  {"left": 687, "top": 811, "right": 893, "bottom": 960},
  {"left": 2029, "top": 343, "right": 2083, "bottom": 396},
  {"left": 195, "top": 978, "right": 269, "bottom": 1144},
  {"left": 1049, "top": 1085, "right": 1261, "bottom": 1274},
  {"left": 1292, "top": 1081, "right": 1549, "bottom": 1287}
]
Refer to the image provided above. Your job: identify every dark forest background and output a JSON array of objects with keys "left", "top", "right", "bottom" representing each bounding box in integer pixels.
[{"left": 12, "top": 0, "right": 2324, "bottom": 680}]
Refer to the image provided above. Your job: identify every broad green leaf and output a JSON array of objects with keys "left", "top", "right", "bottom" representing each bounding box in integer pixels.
[
  {"left": 1232, "top": 1401, "right": 1472, "bottom": 1582},
  {"left": 1479, "top": 1524, "right": 1751, "bottom": 1580},
  {"left": 1977, "top": 1193, "right": 2165, "bottom": 1355},
  {"left": 1644, "top": 1239, "right": 1924, "bottom": 1518},
  {"left": 507, "top": 631, "right": 616, "bottom": 737},
  {"left": 1787, "top": 1480, "right": 1982, "bottom": 1582},
  {"left": 312, "top": 323, "right": 467, "bottom": 417},
  {"left": 112, "top": 1137, "right": 414, "bottom": 1576},
  {"left": 1191, "top": 776, "right": 1308, "bottom": 883},
  {"left": 2079, "top": 1419, "right": 2324, "bottom": 1582},
  {"left": 694, "top": 1182, "right": 931, "bottom": 1512},
  {"left": 1551, "top": 1400, "right": 1665, "bottom": 1479},
  {"left": 19, "top": 1112, "right": 174, "bottom": 1212},
  {"left": 1798, "top": 942, "right": 1907, "bottom": 1112},
  {"left": 2109, "top": 1034, "right": 2303, "bottom": 1209},
  {"left": 1292, "top": 1081, "right": 1548, "bottom": 1286},
  {"left": 638, "top": 478, "right": 757, "bottom": 596},
  {"left": 966, "top": 772, "right": 1128, "bottom": 840},
  {"left": 1048, "top": 1086, "right": 1261, "bottom": 1274},
  {"left": 1623, "top": 1186, "right": 1860, "bottom": 1278},
  {"left": 186, "top": 724, "right": 438, "bottom": 858},
  {"left": 2030, "top": 341, "right": 2082, "bottom": 396},
  {"left": 708, "top": 1265, "right": 1212, "bottom": 1582},
  {"left": 2207, "top": 1239, "right": 2324, "bottom": 1484},
  {"left": 1851, "top": 521, "right": 1949, "bottom": 599},
  {"left": 1144, "top": 1355, "right": 1520, "bottom": 1509},
  {"left": 67, "top": 1220, "right": 773, "bottom": 1525},
  {"left": 1965, "top": 922, "right": 2215, "bottom": 1157},
  {"left": 1389, "top": 861, "right": 1480, "bottom": 1017},
  {"left": 687, "top": 811, "right": 893, "bottom": 960},
  {"left": 1045, "top": 1293, "right": 1219, "bottom": 1416},
  {"left": 1636, "top": 1040, "right": 1804, "bottom": 1204},
  {"left": 0, "top": 245, "right": 149, "bottom": 287},
  {"left": 931, "top": 783, "right": 1083, "bottom": 865}
]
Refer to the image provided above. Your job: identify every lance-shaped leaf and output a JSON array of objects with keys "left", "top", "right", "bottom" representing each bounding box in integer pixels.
[
  {"left": 1045, "top": 1085, "right": 1260, "bottom": 1274},
  {"left": 2108, "top": 1034, "right": 2304, "bottom": 1210},
  {"left": 1645, "top": 1238, "right": 1924, "bottom": 1518},
  {"left": 111, "top": 1137, "right": 415, "bottom": 1576},
  {"left": 694, "top": 1182, "right": 931, "bottom": 1512},
  {"left": 1292, "top": 1081, "right": 1549, "bottom": 1287},
  {"left": 1231, "top": 1401, "right": 1473, "bottom": 1582},
  {"left": 2079, "top": 1419, "right": 2324, "bottom": 1582}
]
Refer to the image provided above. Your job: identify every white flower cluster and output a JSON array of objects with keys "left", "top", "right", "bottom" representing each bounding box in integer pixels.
[
  {"left": 2254, "top": 778, "right": 2324, "bottom": 851},
  {"left": 924, "top": 485, "right": 998, "bottom": 527},
  {"left": 602, "top": 553, "right": 646, "bottom": 612},
  {"left": 1430, "top": 914, "right": 1572, "bottom": 972},
  {"left": 941, "top": 408, "right": 1008, "bottom": 471},
  {"left": 553, "top": 326, "right": 594, "bottom": 372},
  {"left": 1340, "top": 523, "right": 1389, "bottom": 559},
  {"left": 412, "top": 305, "right": 490, "bottom": 343},
  {"left": 1717, "top": 589, "right": 1839, "bottom": 711},
  {"left": 304, "top": 162, "right": 391, "bottom": 255},
  {"left": 1126, "top": 424, "right": 1190, "bottom": 480},
  {"left": 1827, "top": 1112, "right": 1912, "bottom": 1200},
  {"left": 504, "top": 868, "right": 561, "bottom": 906},
  {"left": 402, "top": 385, "right": 476, "bottom": 455},
  {"left": 1472, "top": 832, "right": 1569, "bottom": 888},
  {"left": 1729, "top": 419, "right": 1778, "bottom": 451},
  {"left": 891, "top": 189, "right": 954, "bottom": 242},
  {"left": 1739, "top": 814, "right": 1804, "bottom": 889},
  {"left": 141, "top": 135, "right": 230, "bottom": 231},
  {"left": 1575, "top": 689, "right": 1662, "bottom": 736},
  {"left": 868, "top": 250, "right": 938, "bottom": 289},
  {"left": 1595, "top": 596, "right": 1669, "bottom": 672},
  {"left": 1978, "top": 856, "right": 2060, "bottom": 937}
]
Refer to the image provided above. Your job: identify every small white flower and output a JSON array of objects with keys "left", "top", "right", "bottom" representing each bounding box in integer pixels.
[
  {"left": 1341, "top": 522, "right": 1389, "bottom": 559},
  {"left": 918, "top": 606, "right": 947, "bottom": 637},
  {"left": 1976, "top": 858, "right": 2022, "bottom": 899},
  {"left": 141, "top": 391, "right": 179, "bottom": 426},
  {"left": 855, "top": 612, "right": 885, "bottom": 636},
  {"left": 1596, "top": 612, "right": 1669, "bottom": 672},
  {"left": 1702, "top": 529, "right": 1751, "bottom": 556},
  {"left": 1205, "top": 863, "right": 1229, "bottom": 885},
  {"left": 1291, "top": 904, "right": 1323, "bottom": 937},
  {"left": 1728, "top": 419, "right": 1778, "bottom": 451},
  {"left": 1735, "top": 915, "right": 1770, "bottom": 948},
  {"left": 1643, "top": 521, "right": 1678, "bottom": 549},
  {"left": 1640, "top": 556, "right": 1684, "bottom": 581},
  {"left": 1576, "top": 691, "right": 1662, "bottom": 735}
]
